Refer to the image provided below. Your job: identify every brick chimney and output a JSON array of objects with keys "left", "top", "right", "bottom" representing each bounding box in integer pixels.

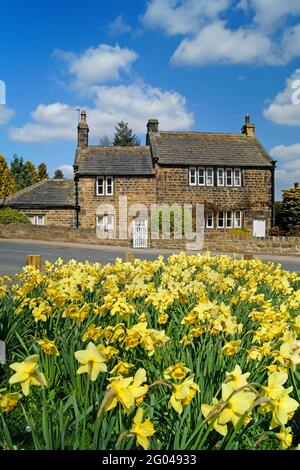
[
  {"left": 77, "top": 110, "right": 89, "bottom": 148},
  {"left": 241, "top": 115, "right": 255, "bottom": 137},
  {"left": 146, "top": 118, "right": 159, "bottom": 145}
]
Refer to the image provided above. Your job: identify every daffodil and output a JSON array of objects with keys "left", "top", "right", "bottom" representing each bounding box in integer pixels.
[
  {"left": 169, "top": 376, "right": 200, "bottom": 414},
  {"left": 130, "top": 408, "right": 155, "bottom": 450},
  {"left": 0, "top": 392, "right": 22, "bottom": 413},
  {"left": 9, "top": 355, "right": 46, "bottom": 396},
  {"left": 217, "top": 384, "right": 256, "bottom": 429},
  {"left": 276, "top": 427, "right": 293, "bottom": 449},
  {"left": 75, "top": 342, "right": 107, "bottom": 381},
  {"left": 163, "top": 363, "right": 191, "bottom": 381},
  {"left": 37, "top": 338, "right": 59, "bottom": 356},
  {"left": 225, "top": 365, "right": 250, "bottom": 390},
  {"left": 222, "top": 340, "right": 241, "bottom": 356},
  {"left": 82, "top": 324, "right": 102, "bottom": 342},
  {"left": 110, "top": 361, "right": 134, "bottom": 376},
  {"left": 103, "top": 368, "right": 148, "bottom": 412}
]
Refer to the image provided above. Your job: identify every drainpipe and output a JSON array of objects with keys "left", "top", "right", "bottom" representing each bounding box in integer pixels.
[
  {"left": 74, "top": 165, "right": 80, "bottom": 228},
  {"left": 271, "top": 161, "right": 276, "bottom": 227}
]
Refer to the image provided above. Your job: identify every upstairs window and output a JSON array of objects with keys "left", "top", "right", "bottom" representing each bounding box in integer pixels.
[
  {"left": 189, "top": 167, "right": 196, "bottom": 186},
  {"left": 96, "top": 176, "right": 114, "bottom": 196},
  {"left": 206, "top": 168, "right": 214, "bottom": 186},
  {"left": 217, "top": 168, "right": 224, "bottom": 186},
  {"left": 226, "top": 168, "right": 233, "bottom": 186},
  {"left": 198, "top": 167, "right": 206, "bottom": 186},
  {"left": 234, "top": 168, "right": 241, "bottom": 187}
]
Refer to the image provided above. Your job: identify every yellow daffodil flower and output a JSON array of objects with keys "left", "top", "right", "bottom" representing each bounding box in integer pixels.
[
  {"left": 276, "top": 427, "right": 293, "bottom": 449},
  {"left": 169, "top": 376, "right": 200, "bottom": 414},
  {"left": 37, "top": 338, "right": 59, "bottom": 356},
  {"left": 9, "top": 355, "right": 46, "bottom": 396},
  {"left": 163, "top": 363, "right": 191, "bottom": 381},
  {"left": 110, "top": 361, "right": 134, "bottom": 376},
  {"left": 130, "top": 408, "right": 155, "bottom": 450},
  {"left": 75, "top": 342, "right": 107, "bottom": 381}
]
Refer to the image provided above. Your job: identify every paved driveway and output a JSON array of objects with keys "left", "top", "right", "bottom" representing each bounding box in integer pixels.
[{"left": 0, "top": 239, "right": 300, "bottom": 276}]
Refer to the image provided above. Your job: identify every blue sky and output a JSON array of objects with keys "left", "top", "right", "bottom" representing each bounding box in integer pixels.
[{"left": 1, "top": 0, "right": 300, "bottom": 199}]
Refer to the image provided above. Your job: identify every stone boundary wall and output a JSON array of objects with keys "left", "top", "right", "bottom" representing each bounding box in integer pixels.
[{"left": 0, "top": 224, "right": 299, "bottom": 255}]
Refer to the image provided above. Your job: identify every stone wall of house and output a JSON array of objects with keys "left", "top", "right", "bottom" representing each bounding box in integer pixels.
[
  {"left": 78, "top": 175, "right": 157, "bottom": 237},
  {"left": 20, "top": 208, "right": 76, "bottom": 227},
  {"left": 155, "top": 166, "right": 272, "bottom": 231}
]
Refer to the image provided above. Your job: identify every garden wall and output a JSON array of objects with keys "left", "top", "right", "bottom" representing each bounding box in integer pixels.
[{"left": 0, "top": 224, "right": 299, "bottom": 255}]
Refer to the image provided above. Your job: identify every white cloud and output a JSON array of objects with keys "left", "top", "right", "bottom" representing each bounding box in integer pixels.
[
  {"left": 54, "top": 44, "right": 138, "bottom": 88},
  {"left": 55, "top": 164, "right": 74, "bottom": 179},
  {"left": 0, "top": 105, "right": 15, "bottom": 125},
  {"left": 108, "top": 15, "right": 132, "bottom": 35},
  {"left": 270, "top": 142, "right": 300, "bottom": 192},
  {"left": 171, "top": 21, "right": 275, "bottom": 65},
  {"left": 263, "top": 69, "right": 300, "bottom": 126},
  {"left": 251, "top": 0, "right": 300, "bottom": 30},
  {"left": 142, "top": 0, "right": 230, "bottom": 35},
  {"left": 10, "top": 84, "right": 193, "bottom": 143},
  {"left": 142, "top": 0, "right": 300, "bottom": 66},
  {"left": 10, "top": 103, "right": 77, "bottom": 143}
]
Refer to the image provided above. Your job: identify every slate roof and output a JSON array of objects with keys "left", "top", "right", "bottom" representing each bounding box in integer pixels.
[
  {"left": 148, "top": 132, "right": 275, "bottom": 168},
  {"left": 75, "top": 147, "right": 155, "bottom": 176},
  {"left": 2, "top": 179, "right": 75, "bottom": 208}
]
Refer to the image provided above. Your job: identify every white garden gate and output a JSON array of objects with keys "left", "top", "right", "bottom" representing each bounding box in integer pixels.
[{"left": 132, "top": 219, "right": 148, "bottom": 248}]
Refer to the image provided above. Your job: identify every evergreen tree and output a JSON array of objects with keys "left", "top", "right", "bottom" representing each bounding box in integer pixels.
[
  {"left": 279, "top": 184, "right": 300, "bottom": 232},
  {"left": 0, "top": 155, "right": 15, "bottom": 201},
  {"left": 10, "top": 155, "right": 25, "bottom": 191},
  {"left": 54, "top": 169, "right": 64, "bottom": 179},
  {"left": 23, "top": 161, "right": 38, "bottom": 187},
  {"left": 36, "top": 163, "right": 49, "bottom": 181},
  {"left": 113, "top": 121, "right": 140, "bottom": 147}
]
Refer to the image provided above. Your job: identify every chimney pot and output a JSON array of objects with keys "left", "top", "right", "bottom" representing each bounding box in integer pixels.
[
  {"left": 77, "top": 109, "right": 89, "bottom": 148},
  {"left": 241, "top": 115, "right": 255, "bottom": 137},
  {"left": 146, "top": 118, "right": 159, "bottom": 145}
]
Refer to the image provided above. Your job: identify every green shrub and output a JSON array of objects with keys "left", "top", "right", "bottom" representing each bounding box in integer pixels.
[
  {"left": 228, "top": 228, "right": 251, "bottom": 237},
  {"left": 0, "top": 207, "right": 30, "bottom": 224}
]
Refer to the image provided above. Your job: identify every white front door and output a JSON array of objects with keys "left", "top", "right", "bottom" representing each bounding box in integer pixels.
[
  {"left": 253, "top": 219, "right": 266, "bottom": 237},
  {"left": 132, "top": 219, "right": 148, "bottom": 248}
]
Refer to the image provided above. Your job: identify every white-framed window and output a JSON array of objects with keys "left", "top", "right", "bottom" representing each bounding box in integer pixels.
[
  {"left": 96, "top": 176, "right": 105, "bottom": 195},
  {"left": 234, "top": 210, "right": 242, "bottom": 228},
  {"left": 226, "top": 168, "right": 233, "bottom": 186},
  {"left": 226, "top": 211, "right": 233, "bottom": 228},
  {"left": 206, "top": 168, "right": 214, "bottom": 186},
  {"left": 206, "top": 214, "right": 214, "bottom": 228},
  {"left": 217, "top": 168, "right": 224, "bottom": 186},
  {"left": 198, "top": 167, "right": 206, "bottom": 186},
  {"left": 106, "top": 177, "right": 114, "bottom": 195},
  {"left": 234, "top": 168, "right": 241, "bottom": 187},
  {"left": 217, "top": 211, "right": 225, "bottom": 228},
  {"left": 96, "top": 214, "right": 115, "bottom": 230},
  {"left": 29, "top": 215, "right": 45, "bottom": 226},
  {"left": 96, "top": 176, "right": 114, "bottom": 196},
  {"left": 189, "top": 167, "right": 197, "bottom": 186}
]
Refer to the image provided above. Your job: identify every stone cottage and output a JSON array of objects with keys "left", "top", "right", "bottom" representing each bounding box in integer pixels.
[{"left": 2, "top": 111, "right": 275, "bottom": 247}]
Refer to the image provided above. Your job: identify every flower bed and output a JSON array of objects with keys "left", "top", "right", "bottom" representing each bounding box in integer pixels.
[{"left": 0, "top": 253, "right": 300, "bottom": 450}]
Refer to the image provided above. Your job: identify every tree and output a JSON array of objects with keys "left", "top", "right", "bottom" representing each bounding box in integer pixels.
[
  {"left": 99, "top": 135, "right": 111, "bottom": 147},
  {"left": 0, "top": 155, "right": 15, "bottom": 202},
  {"left": 10, "top": 155, "right": 25, "bottom": 191},
  {"left": 23, "top": 161, "right": 38, "bottom": 187},
  {"left": 54, "top": 169, "right": 64, "bottom": 179},
  {"left": 36, "top": 163, "right": 48, "bottom": 182},
  {"left": 113, "top": 121, "right": 140, "bottom": 147},
  {"left": 279, "top": 185, "right": 300, "bottom": 232}
]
